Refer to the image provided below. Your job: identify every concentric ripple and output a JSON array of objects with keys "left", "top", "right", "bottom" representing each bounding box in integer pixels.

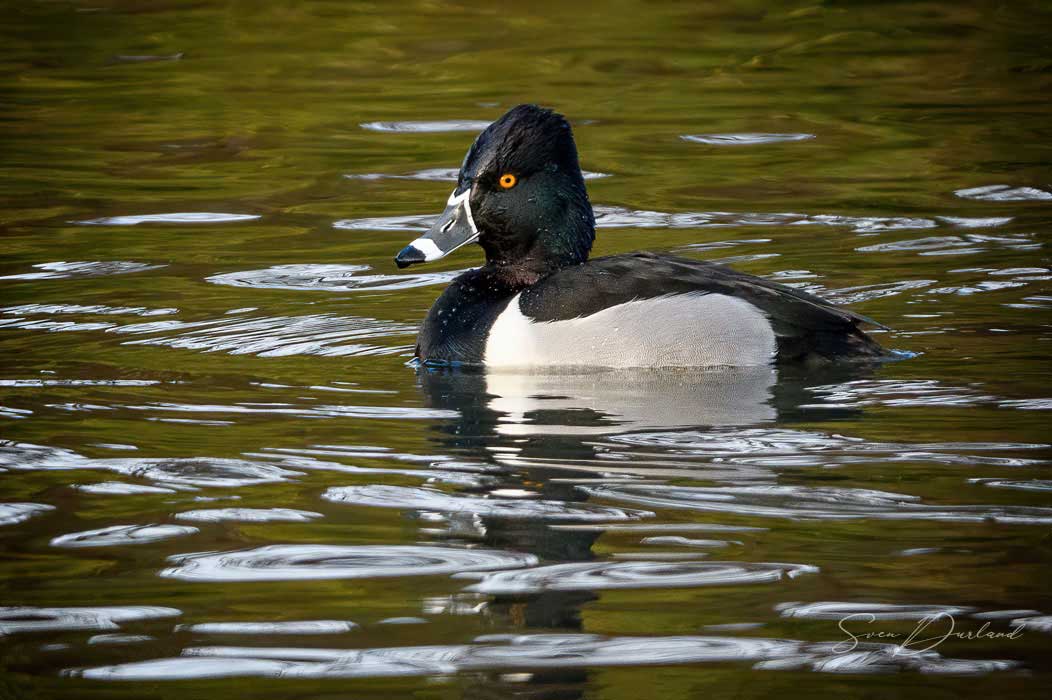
[
  {"left": 581, "top": 484, "right": 1052, "bottom": 524},
  {"left": 107, "top": 457, "right": 304, "bottom": 488},
  {"left": 160, "top": 545, "right": 539, "bottom": 582},
  {"left": 457, "top": 560, "right": 818, "bottom": 594},
  {"left": 50, "top": 524, "right": 198, "bottom": 548},
  {"left": 322, "top": 484, "right": 653, "bottom": 521}
]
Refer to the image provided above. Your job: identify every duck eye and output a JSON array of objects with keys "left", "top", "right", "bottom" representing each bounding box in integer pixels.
[{"left": 498, "top": 173, "right": 517, "bottom": 189}]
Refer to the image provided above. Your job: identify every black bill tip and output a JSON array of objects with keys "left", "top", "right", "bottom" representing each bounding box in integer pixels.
[{"left": 395, "top": 244, "right": 426, "bottom": 269}]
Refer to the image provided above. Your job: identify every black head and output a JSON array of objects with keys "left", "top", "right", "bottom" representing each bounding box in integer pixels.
[{"left": 395, "top": 104, "right": 595, "bottom": 273}]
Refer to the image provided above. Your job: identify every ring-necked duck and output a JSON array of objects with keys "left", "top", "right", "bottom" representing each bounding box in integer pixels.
[{"left": 395, "top": 104, "right": 888, "bottom": 369}]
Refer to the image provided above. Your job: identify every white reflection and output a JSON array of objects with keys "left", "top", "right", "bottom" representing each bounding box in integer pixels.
[{"left": 485, "top": 367, "right": 777, "bottom": 435}]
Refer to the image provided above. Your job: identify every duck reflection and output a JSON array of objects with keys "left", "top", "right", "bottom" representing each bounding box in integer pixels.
[
  {"left": 412, "top": 363, "right": 877, "bottom": 700},
  {"left": 418, "top": 363, "right": 868, "bottom": 443},
  {"left": 485, "top": 367, "right": 778, "bottom": 435}
]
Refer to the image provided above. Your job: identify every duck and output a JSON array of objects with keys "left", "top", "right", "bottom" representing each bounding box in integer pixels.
[{"left": 394, "top": 104, "right": 888, "bottom": 369}]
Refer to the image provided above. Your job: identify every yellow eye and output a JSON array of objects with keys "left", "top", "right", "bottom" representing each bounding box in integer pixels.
[{"left": 499, "top": 173, "right": 517, "bottom": 189}]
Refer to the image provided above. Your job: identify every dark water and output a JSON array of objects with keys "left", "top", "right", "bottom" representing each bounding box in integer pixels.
[{"left": 2, "top": 1, "right": 1052, "bottom": 697}]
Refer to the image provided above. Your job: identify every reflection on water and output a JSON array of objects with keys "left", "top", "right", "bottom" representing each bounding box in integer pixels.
[
  {"left": 2, "top": 0, "right": 1051, "bottom": 697},
  {"left": 160, "top": 545, "right": 539, "bottom": 582},
  {"left": 66, "top": 633, "right": 1019, "bottom": 681},
  {"left": 481, "top": 368, "right": 778, "bottom": 435},
  {"left": 457, "top": 560, "right": 818, "bottom": 594}
]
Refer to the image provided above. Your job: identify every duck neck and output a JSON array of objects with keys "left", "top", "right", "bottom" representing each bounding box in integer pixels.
[{"left": 481, "top": 184, "right": 595, "bottom": 289}]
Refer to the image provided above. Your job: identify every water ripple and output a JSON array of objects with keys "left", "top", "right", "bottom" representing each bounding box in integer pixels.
[
  {"left": 641, "top": 536, "right": 740, "bottom": 548},
  {"left": 68, "top": 633, "right": 1016, "bottom": 679},
  {"left": 160, "top": 545, "right": 539, "bottom": 582},
  {"left": 88, "top": 633, "right": 154, "bottom": 645},
  {"left": 681, "top": 133, "right": 816, "bottom": 145},
  {"left": 252, "top": 451, "right": 490, "bottom": 487},
  {"left": 954, "top": 184, "right": 1052, "bottom": 201},
  {"left": 206, "top": 264, "right": 461, "bottom": 292},
  {"left": 75, "top": 482, "right": 177, "bottom": 495},
  {"left": 175, "top": 508, "right": 323, "bottom": 523},
  {"left": 0, "top": 605, "right": 180, "bottom": 635},
  {"left": 595, "top": 207, "right": 939, "bottom": 234},
  {"left": 113, "top": 313, "right": 414, "bottom": 357},
  {"left": 754, "top": 642, "right": 1016, "bottom": 675},
  {"left": 804, "top": 379, "right": 995, "bottom": 409},
  {"left": 606, "top": 427, "right": 1044, "bottom": 468},
  {"left": 6, "top": 445, "right": 283, "bottom": 487},
  {"left": 127, "top": 402, "right": 456, "bottom": 421},
  {"left": 802, "top": 279, "right": 937, "bottom": 304},
  {"left": 926, "top": 266, "right": 1049, "bottom": 296},
  {"left": 969, "top": 478, "right": 1052, "bottom": 492},
  {"left": 74, "top": 213, "right": 261, "bottom": 225},
  {"left": 776, "top": 601, "right": 975, "bottom": 620},
  {"left": 1011, "top": 615, "right": 1052, "bottom": 633},
  {"left": 0, "top": 261, "right": 164, "bottom": 281},
  {"left": 322, "top": 484, "right": 653, "bottom": 521},
  {"left": 360, "top": 120, "right": 492, "bottom": 133},
  {"left": 0, "top": 502, "right": 54, "bottom": 526},
  {"left": 582, "top": 484, "right": 1052, "bottom": 524},
  {"left": 50, "top": 524, "right": 198, "bottom": 548},
  {"left": 0, "top": 379, "right": 160, "bottom": 388},
  {"left": 0, "top": 318, "right": 117, "bottom": 332},
  {"left": 332, "top": 213, "right": 438, "bottom": 232},
  {"left": 107, "top": 457, "right": 304, "bottom": 488},
  {"left": 856, "top": 233, "right": 1037, "bottom": 256},
  {"left": 176, "top": 621, "right": 358, "bottom": 635},
  {"left": 457, "top": 560, "right": 817, "bottom": 594},
  {"left": 2, "top": 303, "right": 177, "bottom": 317}
]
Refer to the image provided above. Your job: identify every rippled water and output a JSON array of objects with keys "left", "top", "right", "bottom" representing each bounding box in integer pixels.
[{"left": 2, "top": 2, "right": 1051, "bottom": 698}]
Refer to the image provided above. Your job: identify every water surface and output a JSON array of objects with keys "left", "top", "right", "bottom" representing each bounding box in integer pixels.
[{"left": 1, "top": 1, "right": 1051, "bottom": 698}]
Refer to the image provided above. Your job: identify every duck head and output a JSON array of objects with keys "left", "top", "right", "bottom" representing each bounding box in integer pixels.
[{"left": 395, "top": 104, "right": 595, "bottom": 274}]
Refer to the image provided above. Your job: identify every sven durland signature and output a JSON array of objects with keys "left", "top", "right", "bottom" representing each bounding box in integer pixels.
[{"left": 835, "top": 612, "right": 1025, "bottom": 655}]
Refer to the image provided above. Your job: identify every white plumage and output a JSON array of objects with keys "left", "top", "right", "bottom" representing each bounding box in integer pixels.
[{"left": 484, "top": 292, "right": 776, "bottom": 369}]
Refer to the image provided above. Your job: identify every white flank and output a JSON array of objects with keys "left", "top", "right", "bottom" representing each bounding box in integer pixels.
[{"left": 484, "top": 292, "right": 776, "bottom": 369}]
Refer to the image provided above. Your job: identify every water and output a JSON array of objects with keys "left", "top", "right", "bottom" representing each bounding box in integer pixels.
[{"left": 1, "top": 1, "right": 1051, "bottom": 697}]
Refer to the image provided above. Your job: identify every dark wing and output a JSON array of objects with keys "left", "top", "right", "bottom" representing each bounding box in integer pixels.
[{"left": 519, "top": 252, "right": 888, "bottom": 363}]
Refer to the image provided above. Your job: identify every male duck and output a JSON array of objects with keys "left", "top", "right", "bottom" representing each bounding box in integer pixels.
[{"left": 395, "top": 104, "right": 887, "bottom": 369}]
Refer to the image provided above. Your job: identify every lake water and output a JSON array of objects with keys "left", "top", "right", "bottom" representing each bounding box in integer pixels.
[{"left": 2, "top": 1, "right": 1051, "bottom": 698}]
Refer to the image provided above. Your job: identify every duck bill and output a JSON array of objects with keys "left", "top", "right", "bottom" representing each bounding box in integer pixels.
[{"left": 395, "top": 188, "right": 478, "bottom": 268}]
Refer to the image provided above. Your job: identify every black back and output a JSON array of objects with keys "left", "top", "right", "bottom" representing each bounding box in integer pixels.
[{"left": 517, "top": 252, "right": 887, "bottom": 364}]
